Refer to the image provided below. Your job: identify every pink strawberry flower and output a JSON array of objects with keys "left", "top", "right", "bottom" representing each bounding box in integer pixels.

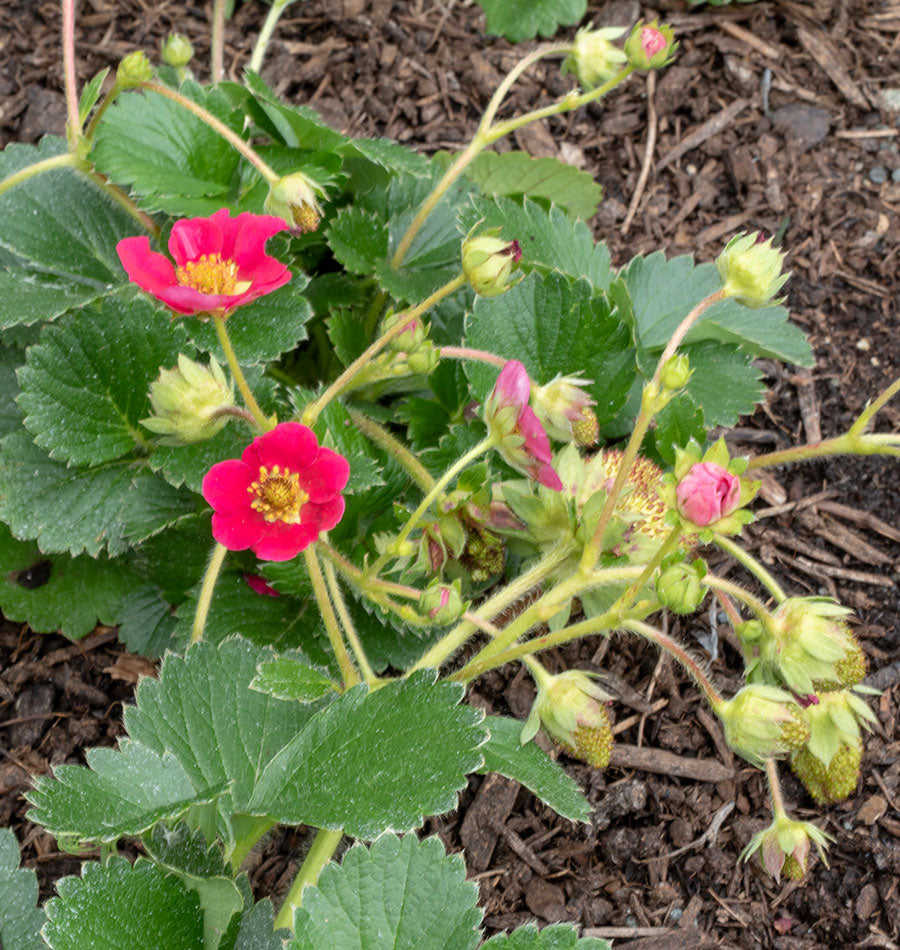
[
  {"left": 202, "top": 422, "right": 349, "bottom": 561},
  {"left": 486, "top": 361, "right": 563, "bottom": 491},
  {"left": 117, "top": 208, "right": 291, "bottom": 316},
  {"left": 676, "top": 462, "right": 740, "bottom": 526}
]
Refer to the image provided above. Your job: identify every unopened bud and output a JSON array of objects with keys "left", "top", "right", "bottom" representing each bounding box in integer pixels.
[
  {"left": 419, "top": 580, "right": 467, "bottom": 625},
  {"left": 264, "top": 171, "right": 325, "bottom": 234},
  {"left": 660, "top": 353, "right": 691, "bottom": 392},
  {"left": 142, "top": 354, "right": 234, "bottom": 444},
  {"left": 717, "top": 231, "right": 790, "bottom": 308},
  {"left": 656, "top": 558, "right": 707, "bottom": 615},
  {"left": 624, "top": 21, "right": 677, "bottom": 71},
  {"left": 718, "top": 685, "right": 809, "bottom": 765},
  {"left": 117, "top": 50, "right": 154, "bottom": 88},
  {"left": 564, "top": 26, "right": 628, "bottom": 89},
  {"left": 676, "top": 462, "right": 741, "bottom": 527},
  {"left": 461, "top": 228, "right": 522, "bottom": 297},
  {"left": 161, "top": 33, "right": 194, "bottom": 68}
]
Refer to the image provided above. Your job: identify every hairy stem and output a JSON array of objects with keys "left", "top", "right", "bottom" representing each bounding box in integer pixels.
[
  {"left": 213, "top": 317, "right": 271, "bottom": 431},
  {"left": 249, "top": 0, "right": 289, "bottom": 73},
  {"left": 84, "top": 169, "right": 161, "bottom": 237},
  {"left": 704, "top": 574, "right": 775, "bottom": 626},
  {"left": 765, "top": 758, "right": 787, "bottom": 819},
  {"left": 439, "top": 345, "right": 507, "bottom": 367},
  {"left": 322, "top": 559, "right": 378, "bottom": 687},
  {"left": 713, "top": 535, "right": 786, "bottom": 602},
  {"left": 273, "top": 827, "right": 343, "bottom": 930},
  {"left": 83, "top": 82, "right": 122, "bottom": 141},
  {"left": 210, "top": 0, "right": 227, "bottom": 81},
  {"left": 349, "top": 410, "right": 435, "bottom": 491},
  {"left": 191, "top": 543, "right": 228, "bottom": 644},
  {"left": 62, "top": 0, "right": 81, "bottom": 145},
  {"left": 305, "top": 547, "right": 360, "bottom": 688},
  {"left": 0, "top": 152, "right": 82, "bottom": 198}
]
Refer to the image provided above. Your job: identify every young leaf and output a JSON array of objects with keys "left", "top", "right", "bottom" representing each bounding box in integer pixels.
[
  {"left": 0, "top": 828, "right": 45, "bottom": 950},
  {"left": 42, "top": 858, "right": 204, "bottom": 950},
  {"left": 17, "top": 294, "right": 188, "bottom": 466},
  {"left": 649, "top": 392, "right": 705, "bottom": 466},
  {"left": 482, "top": 923, "right": 611, "bottom": 949},
  {"left": 0, "top": 523, "right": 139, "bottom": 639},
  {"left": 27, "top": 739, "right": 227, "bottom": 847},
  {"left": 465, "top": 272, "right": 635, "bottom": 426},
  {"left": 252, "top": 657, "right": 336, "bottom": 702},
  {"left": 289, "top": 834, "right": 482, "bottom": 950},
  {"left": 479, "top": 717, "right": 591, "bottom": 823},
  {"left": 251, "top": 671, "right": 487, "bottom": 838},
  {"left": 475, "top": 0, "right": 586, "bottom": 41},
  {"left": 463, "top": 151, "right": 603, "bottom": 220},
  {"left": 78, "top": 68, "right": 110, "bottom": 125}
]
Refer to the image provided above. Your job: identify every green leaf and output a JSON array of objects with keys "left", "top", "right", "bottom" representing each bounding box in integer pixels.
[
  {"left": 475, "top": 0, "right": 586, "bottom": 41},
  {"left": 479, "top": 717, "right": 591, "bottom": 823},
  {"left": 186, "top": 274, "right": 313, "bottom": 365},
  {"left": 465, "top": 271, "right": 635, "bottom": 425},
  {"left": 91, "top": 84, "right": 244, "bottom": 214},
  {"left": 683, "top": 341, "right": 765, "bottom": 427},
  {"left": 116, "top": 583, "right": 180, "bottom": 658},
  {"left": 464, "top": 151, "right": 602, "bottom": 220},
  {"left": 0, "top": 523, "right": 138, "bottom": 639},
  {"left": 252, "top": 657, "right": 336, "bottom": 702},
  {"left": 78, "top": 68, "right": 110, "bottom": 125},
  {"left": 649, "top": 392, "right": 705, "bottom": 466},
  {"left": 482, "top": 924, "right": 610, "bottom": 949},
  {"left": 290, "top": 834, "right": 482, "bottom": 950},
  {"left": 251, "top": 671, "right": 487, "bottom": 838},
  {"left": 18, "top": 294, "right": 188, "bottom": 465},
  {"left": 620, "top": 251, "right": 813, "bottom": 365},
  {"left": 326, "top": 207, "right": 389, "bottom": 275},
  {"left": 0, "top": 345, "right": 24, "bottom": 439},
  {"left": 43, "top": 858, "right": 204, "bottom": 950},
  {"left": 461, "top": 196, "right": 611, "bottom": 290},
  {"left": 26, "top": 740, "right": 226, "bottom": 846},
  {"left": 308, "top": 397, "right": 386, "bottom": 495},
  {"left": 0, "top": 828, "right": 45, "bottom": 950},
  {"left": 0, "top": 266, "right": 114, "bottom": 331},
  {"left": 124, "top": 638, "right": 328, "bottom": 846},
  {"left": 230, "top": 893, "right": 289, "bottom": 950}
]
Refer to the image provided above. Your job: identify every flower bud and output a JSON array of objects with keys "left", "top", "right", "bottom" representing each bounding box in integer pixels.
[
  {"left": 563, "top": 26, "right": 628, "bottom": 89},
  {"left": 264, "top": 171, "right": 325, "bottom": 234},
  {"left": 485, "top": 361, "right": 563, "bottom": 491},
  {"left": 244, "top": 573, "right": 279, "bottom": 597},
  {"left": 382, "top": 312, "right": 439, "bottom": 377},
  {"left": 660, "top": 354, "right": 691, "bottom": 392},
  {"left": 419, "top": 579, "right": 467, "bottom": 625},
  {"left": 741, "top": 816, "right": 831, "bottom": 882},
  {"left": 656, "top": 558, "right": 707, "bottom": 615},
  {"left": 717, "top": 684, "right": 810, "bottom": 765},
  {"left": 531, "top": 374, "right": 598, "bottom": 446},
  {"left": 142, "top": 354, "right": 235, "bottom": 445},
  {"left": 676, "top": 462, "right": 740, "bottom": 527},
  {"left": 717, "top": 232, "right": 790, "bottom": 308},
  {"left": 117, "top": 50, "right": 154, "bottom": 88},
  {"left": 522, "top": 670, "right": 614, "bottom": 768},
  {"left": 461, "top": 229, "right": 522, "bottom": 297},
  {"left": 161, "top": 33, "right": 194, "bottom": 68},
  {"left": 624, "top": 21, "right": 677, "bottom": 71}
]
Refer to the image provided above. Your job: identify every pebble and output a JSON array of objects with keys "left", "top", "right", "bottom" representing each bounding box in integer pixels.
[
  {"left": 869, "top": 165, "right": 888, "bottom": 184},
  {"left": 893, "top": 168, "right": 900, "bottom": 183}
]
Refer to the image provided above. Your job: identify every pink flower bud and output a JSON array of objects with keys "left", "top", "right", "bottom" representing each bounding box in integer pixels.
[
  {"left": 676, "top": 462, "right": 740, "bottom": 526},
  {"left": 641, "top": 26, "right": 667, "bottom": 59}
]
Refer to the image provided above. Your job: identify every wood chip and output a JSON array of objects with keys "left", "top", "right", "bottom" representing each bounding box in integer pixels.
[
  {"left": 814, "top": 515, "right": 895, "bottom": 567},
  {"left": 796, "top": 27, "right": 870, "bottom": 109},
  {"left": 790, "top": 555, "right": 894, "bottom": 588},
  {"left": 814, "top": 501, "right": 900, "bottom": 544},
  {"left": 609, "top": 744, "right": 734, "bottom": 782},
  {"left": 717, "top": 20, "right": 783, "bottom": 60},
  {"left": 793, "top": 368, "right": 822, "bottom": 445},
  {"left": 460, "top": 773, "right": 520, "bottom": 871},
  {"left": 655, "top": 98, "right": 749, "bottom": 171}
]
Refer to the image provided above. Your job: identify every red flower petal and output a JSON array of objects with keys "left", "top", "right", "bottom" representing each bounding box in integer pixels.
[
  {"left": 310, "top": 494, "right": 346, "bottom": 533},
  {"left": 494, "top": 360, "right": 531, "bottom": 408},
  {"left": 202, "top": 459, "right": 254, "bottom": 515},
  {"left": 517, "top": 406, "right": 554, "bottom": 464},
  {"left": 301, "top": 447, "right": 350, "bottom": 503},
  {"left": 254, "top": 423, "right": 319, "bottom": 473},
  {"left": 152, "top": 284, "right": 241, "bottom": 316},
  {"left": 117, "top": 237, "right": 177, "bottom": 295},
  {"left": 169, "top": 214, "right": 224, "bottom": 266},
  {"left": 533, "top": 461, "right": 563, "bottom": 492},
  {"left": 252, "top": 521, "right": 318, "bottom": 561},
  {"left": 229, "top": 213, "right": 289, "bottom": 269},
  {"left": 211, "top": 510, "right": 265, "bottom": 550}
]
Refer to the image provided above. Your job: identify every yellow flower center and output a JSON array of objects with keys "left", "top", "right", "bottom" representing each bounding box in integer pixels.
[
  {"left": 248, "top": 465, "right": 308, "bottom": 523},
  {"left": 175, "top": 254, "right": 252, "bottom": 296}
]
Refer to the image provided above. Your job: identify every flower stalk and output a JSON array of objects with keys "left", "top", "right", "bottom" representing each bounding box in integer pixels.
[
  {"left": 322, "top": 559, "right": 379, "bottom": 687},
  {"left": 211, "top": 0, "right": 227, "bottom": 82},
  {"left": 191, "top": 543, "right": 228, "bottom": 644},
  {"left": 249, "top": 0, "right": 292, "bottom": 73},
  {"left": 62, "top": 0, "right": 82, "bottom": 147},
  {"left": 713, "top": 534, "right": 786, "bottom": 602},
  {"left": 213, "top": 317, "right": 272, "bottom": 431},
  {"left": 304, "top": 547, "right": 360, "bottom": 688},
  {"left": 273, "top": 827, "right": 343, "bottom": 930},
  {"left": 349, "top": 410, "right": 436, "bottom": 492}
]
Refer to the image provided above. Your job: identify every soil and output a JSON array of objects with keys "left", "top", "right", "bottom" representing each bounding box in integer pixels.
[{"left": 2, "top": 1, "right": 900, "bottom": 948}]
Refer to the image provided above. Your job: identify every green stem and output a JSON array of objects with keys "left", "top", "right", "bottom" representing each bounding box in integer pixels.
[
  {"left": 850, "top": 374, "right": 900, "bottom": 435},
  {"left": 322, "top": 559, "right": 378, "bottom": 687},
  {"left": 366, "top": 436, "right": 495, "bottom": 578},
  {"left": 249, "top": 0, "right": 290, "bottom": 73},
  {"left": 349, "top": 410, "right": 435, "bottom": 491},
  {"left": 211, "top": 0, "right": 227, "bottom": 82},
  {"left": 713, "top": 535, "right": 786, "bottom": 602},
  {"left": 138, "top": 81, "right": 278, "bottom": 183},
  {"left": 84, "top": 81, "right": 123, "bottom": 141},
  {"left": 302, "top": 273, "right": 467, "bottom": 427},
  {"left": 704, "top": 574, "right": 775, "bottom": 626},
  {"left": 304, "top": 546, "right": 360, "bottom": 688},
  {"left": 191, "top": 543, "right": 228, "bottom": 644},
  {"left": 765, "top": 758, "right": 787, "bottom": 820},
  {"left": 747, "top": 432, "right": 900, "bottom": 468},
  {"left": 62, "top": 0, "right": 81, "bottom": 146},
  {"left": 273, "top": 827, "right": 343, "bottom": 930},
  {"left": 580, "top": 288, "right": 726, "bottom": 571},
  {"left": 439, "top": 345, "right": 507, "bottom": 368},
  {"left": 84, "top": 169, "right": 161, "bottom": 237},
  {"left": 214, "top": 317, "right": 271, "bottom": 431},
  {"left": 228, "top": 818, "right": 275, "bottom": 872},
  {"left": 0, "top": 152, "right": 81, "bottom": 197},
  {"left": 460, "top": 609, "right": 553, "bottom": 686}
]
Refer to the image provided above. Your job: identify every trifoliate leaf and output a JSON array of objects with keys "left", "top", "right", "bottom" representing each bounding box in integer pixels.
[
  {"left": 482, "top": 924, "right": 610, "bottom": 949},
  {"left": 27, "top": 740, "right": 226, "bottom": 846},
  {"left": 289, "top": 834, "right": 482, "bottom": 950},
  {"left": 18, "top": 294, "right": 188, "bottom": 466},
  {"left": 475, "top": 0, "right": 586, "bottom": 41},
  {"left": 42, "top": 858, "right": 204, "bottom": 950},
  {"left": 465, "top": 271, "right": 635, "bottom": 425},
  {"left": 243, "top": 72, "right": 347, "bottom": 151},
  {"left": 0, "top": 522, "right": 139, "bottom": 638},
  {"left": 479, "top": 717, "right": 591, "bottom": 823},
  {"left": 252, "top": 657, "right": 336, "bottom": 702},
  {"left": 0, "top": 828, "right": 45, "bottom": 950},
  {"left": 251, "top": 671, "right": 487, "bottom": 838}
]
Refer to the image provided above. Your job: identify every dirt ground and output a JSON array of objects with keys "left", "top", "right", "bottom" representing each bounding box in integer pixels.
[{"left": 1, "top": 1, "right": 899, "bottom": 947}]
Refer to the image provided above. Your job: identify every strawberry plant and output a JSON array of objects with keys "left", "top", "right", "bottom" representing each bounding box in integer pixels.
[{"left": 0, "top": 2, "right": 896, "bottom": 946}]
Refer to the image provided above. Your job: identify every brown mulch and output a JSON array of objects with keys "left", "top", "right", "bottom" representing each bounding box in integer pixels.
[{"left": 2, "top": 1, "right": 900, "bottom": 948}]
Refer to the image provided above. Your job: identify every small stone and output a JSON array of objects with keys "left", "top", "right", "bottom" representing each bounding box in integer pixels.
[
  {"left": 855, "top": 883, "right": 879, "bottom": 919},
  {"left": 771, "top": 103, "right": 831, "bottom": 153},
  {"left": 856, "top": 338, "right": 871, "bottom": 351},
  {"left": 869, "top": 165, "right": 888, "bottom": 184},
  {"left": 524, "top": 878, "right": 566, "bottom": 922},
  {"left": 880, "top": 88, "right": 900, "bottom": 112},
  {"left": 857, "top": 794, "right": 887, "bottom": 825},
  {"left": 892, "top": 168, "right": 900, "bottom": 183}
]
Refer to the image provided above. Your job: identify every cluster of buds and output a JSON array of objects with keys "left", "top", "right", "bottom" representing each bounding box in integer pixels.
[
  {"left": 563, "top": 26, "right": 628, "bottom": 88},
  {"left": 717, "top": 231, "right": 790, "bottom": 309},
  {"left": 117, "top": 50, "right": 154, "bottom": 88},
  {"left": 461, "top": 228, "right": 522, "bottom": 297},
  {"left": 741, "top": 816, "right": 832, "bottom": 882},
  {"left": 382, "top": 312, "right": 440, "bottom": 377},
  {"left": 716, "top": 684, "right": 809, "bottom": 766},
  {"left": 142, "top": 354, "right": 235, "bottom": 444},
  {"left": 522, "top": 670, "right": 614, "bottom": 768},
  {"left": 264, "top": 170, "right": 326, "bottom": 234}
]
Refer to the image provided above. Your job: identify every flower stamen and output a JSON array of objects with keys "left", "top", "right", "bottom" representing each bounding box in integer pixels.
[
  {"left": 248, "top": 464, "right": 308, "bottom": 523},
  {"left": 176, "top": 253, "right": 251, "bottom": 296}
]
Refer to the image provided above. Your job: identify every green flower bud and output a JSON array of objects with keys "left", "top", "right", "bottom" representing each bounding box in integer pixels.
[
  {"left": 623, "top": 21, "right": 677, "bottom": 71},
  {"left": 161, "top": 33, "right": 194, "bottom": 68},
  {"left": 656, "top": 558, "right": 707, "bottom": 615},
  {"left": 264, "top": 171, "right": 326, "bottom": 234},
  {"left": 522, "top": 670, "right": 614, "bottom": 768},
  {"left": 717, "top": 684, "right": 810, "bottom": 765},
  {"left": 142, "top": 354, "right": 234, "bottom": 445},
  {"left": 740, "top": 815, "right": 832, "bottom": 882},
  {"left": 461, "top": 228, "right": 522, "bottom": 297},
  {"left": 660, "top": 354, "right": 691, "bottom": 392},
  {"left": 419, "top": 579, "right": 468, "bottom": 625},
  {"left": 117, "top": 50, "right": 154, "bottom": 88},
  {"left": 563, "top": 26, "right": 628, "bottom": 89},
  {"left": 717, "top": 231, "right": 790, "bottom": 308}
]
